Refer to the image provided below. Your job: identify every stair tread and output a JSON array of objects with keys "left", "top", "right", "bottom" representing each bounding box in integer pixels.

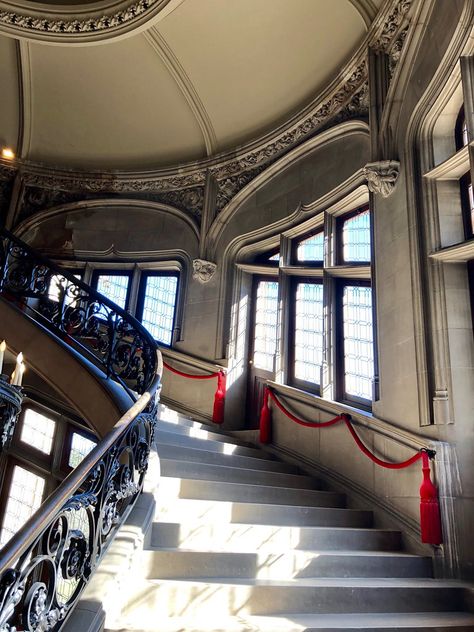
[
  {"left": 145, "top": 547, "right": 425, "bottom": 558},
  {"left": 141, "top": 577, "right": 464, "bottom": 588}
]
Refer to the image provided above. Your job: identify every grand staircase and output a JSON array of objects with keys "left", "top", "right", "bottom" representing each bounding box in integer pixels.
[{"left": 98, "top": 407, "right": 474, "bottom": 632}]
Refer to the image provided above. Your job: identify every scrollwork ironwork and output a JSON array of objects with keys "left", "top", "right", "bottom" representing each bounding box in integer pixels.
[
  {"left": 0, "top": 405, "right": 156, "bottom": 632},
  {"left": 0, "top": 229, "right": 158, "bottom": 396},
  {"left": 0, "top": 377, "right": 23, "bottom": 451}
]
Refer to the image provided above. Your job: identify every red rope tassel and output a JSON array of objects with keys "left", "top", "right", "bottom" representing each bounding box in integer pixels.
[
  {"left": 420, "top": 451, "right": 443, "bottom": 545},
  {"left": 212, "top": 371, "right": 226, "bottom": 424},
  {"left": 259, "top": 387, "right": 272, "bottom": 444}
]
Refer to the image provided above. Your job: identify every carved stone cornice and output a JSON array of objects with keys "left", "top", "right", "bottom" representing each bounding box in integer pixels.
[
  {"left": 192, "top": 259, "right": 217, "bottom": 284},
  {"left": 363, "top": 160, "right": 400, "bottom": 197},
  {"left": 371, "top": 0, "right": 412, "bottom": 53},
  {"left": 0, "top": 0, "right": 181, "bottom": 44}
]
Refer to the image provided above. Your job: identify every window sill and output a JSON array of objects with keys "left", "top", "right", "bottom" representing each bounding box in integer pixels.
[
  {"left": 423, "top": 144, "right": 470, "bottom": 180},
  {"left": 429, "top": 238, "right": 474, "bottom": 263}
]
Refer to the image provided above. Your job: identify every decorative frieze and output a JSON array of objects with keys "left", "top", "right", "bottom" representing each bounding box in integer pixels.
[
  {"left": 363, "top": 160, "right": 400, "bottom": 197},
  {"left": 192, "top": 259, "right": 217, "bottom": 284}
]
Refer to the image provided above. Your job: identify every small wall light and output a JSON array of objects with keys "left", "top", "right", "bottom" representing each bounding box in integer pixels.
[{"left": 1, "top": 148, "right": 15, "bottom": 160}]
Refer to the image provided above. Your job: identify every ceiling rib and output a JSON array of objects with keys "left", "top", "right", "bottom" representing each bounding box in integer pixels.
[
  {"left": 17, "top": 40, "right": 33, "bottom": 160},
  {"left": 348, "top": 0, "right": 379, "bottom": 29},
  {"left": 144, "top": 26, "right": 217, "bottom": 156}
]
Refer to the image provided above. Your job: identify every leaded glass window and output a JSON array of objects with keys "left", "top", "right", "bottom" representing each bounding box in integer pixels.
[
  {"left": 94, "top": 273, "right": 131, "bottom": 310},
  {"left": 293, "top": 282, "right": 323, "bottom": 384},
  {"left": 253, "top": 280, "right": 279, "bottom": 371},
  {"left": 296, "top": 232, "right": 324, "bottom": 262},
  {"left": 138, "top": 273, "right": 178, "bottom": 346},
  {"left": 341, "top": 284, "right": 374, "bottom": 401},
  {"left": 20, "top": 408, "right": 56, "bottom": 455},
  {"left": 0, "top": 466, "right": 45, "bottom": 546},
  {"left": 68, "top": 432, "right": 97, "bottom": 468},
  {"left": 341, "top": 209, "right": 371, "bottom": 262}
]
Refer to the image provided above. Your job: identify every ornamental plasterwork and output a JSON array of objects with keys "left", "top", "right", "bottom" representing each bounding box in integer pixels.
[
  {"left": 0, "top": 0, "right": 175, "bottom": 42},
  {"left": 1, "top": 0, "right": 412, "bottom": 220},
  {"left": 363, "top": 160, "right": 400, "bottom": 197},
  {"left": 192, "top": 259, "right": 217, "bottom": 284}
]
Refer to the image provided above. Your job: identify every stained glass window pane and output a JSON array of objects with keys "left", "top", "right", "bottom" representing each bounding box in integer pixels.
[
  {"left": 294, "top": 283, "right": 323, "bottom": 384},
  {"left": 342, "top": 285, "right": 374, "bottom": 401},
  {"left": 342, "top": 210, "right": 371, "bottom": 262},
  {"left": 253, "top": 280, "right": 278, "bottom": 371},
  {"left": 95, "top": 274, "right": 130, "bottom": 310},
  {"left": 296, "top": 232, "right": 324, "bottom": 262},
  {"left": 69, "top": 432, "right": 97, "bottom": 468},
  {"left": 0, "top": 466, "right": 45, "bottom": 547},
  {"left": 140, "top": 275, "right": 178, "bottom": 346},
  {"left": 20, "top": 408, "right": 56, "bottom": 455}
]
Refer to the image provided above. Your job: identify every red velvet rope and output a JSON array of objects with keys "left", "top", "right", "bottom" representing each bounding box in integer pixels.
[
  {"left": 266, "top": 387, "right": 424, "bottom": 470},
  {"left": 163, "top": 360, "right": 220, "bottom": 380}
]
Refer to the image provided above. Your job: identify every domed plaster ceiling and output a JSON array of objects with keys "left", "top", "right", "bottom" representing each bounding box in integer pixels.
[{"left": 0, "top": 0, "right": 383, "bottom": 171}]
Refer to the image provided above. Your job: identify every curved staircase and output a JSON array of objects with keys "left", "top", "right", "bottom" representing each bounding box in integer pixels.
[{"left": 97, "top": 406, "right": 474, "bottom": 632}]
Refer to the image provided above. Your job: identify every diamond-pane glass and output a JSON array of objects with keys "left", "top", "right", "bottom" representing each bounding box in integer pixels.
[
  {"left": 342, "top": 210, "right": 371, "bottom": 262},
  {"left": 141, "top": 275, "right": 178, "bottom": 345},
  {"left": 95, "top": 274, "right": 129, "bottom": 309},
  {"left": 253, "top": 280, "right": 278, "bottom": 371},
  {"left": 294, "top": 283, "right": 323, "bottom": 384},
  {"left": 20, "top": 408, "right": 56, "bottom": 455},
  {"left": 342, "top": 285, "right": 374, "bottom": 401},
  {"left": 0, "top": 466, "right": 45, "bottom": 547},
  {"left": 296, "top": 232, "right": 324, "bottom": 262},
  {"left": 69, "top": 432, "right": 97, "bottom": 468}
]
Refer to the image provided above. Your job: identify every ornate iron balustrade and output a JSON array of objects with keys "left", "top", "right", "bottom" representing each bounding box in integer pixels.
[
  {"left": 0, "top": 376, "right": 23, "bottom": 451},
  {"left": 0, "top": 229, "right": 158, "bottom": 396},
  {"left": 0, "top": 385, "right": 159, "bottom": 632}
]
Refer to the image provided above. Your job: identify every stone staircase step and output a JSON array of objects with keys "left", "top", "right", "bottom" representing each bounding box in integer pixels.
[
  {"left": 142, "top": 548, "right": 433, "bottom": 580},
  {"left": 120, "top": 577, "right": 465, "bottom": 618},
  {"left": 159, "top": 459, "right": 320, "bottom": 490},
  {"left": 156, "top": 419, "right": 248, "bottom": 447},
  {"left": 106, "top": 611, "right": 474, "bottom": 631},
  {"left": 156, "top": 442, "right": 300, "bottom": 474},
  {"left": 155, "top": 497, "right": 372, "bottom": 528},
  {"left": 158, "top": 477, "right": 344, "bottom": 507},
  {"left": 150, "top": 522, "right": 402, "bottom": 552},
  {"left": 154, "top": 429, "right": 275, "bottom": 460}
]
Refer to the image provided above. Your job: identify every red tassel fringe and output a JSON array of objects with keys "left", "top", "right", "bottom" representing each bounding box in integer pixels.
[
  {"left": 259, "top": 387, "right": 272, "bottom": 444},
  {"left": 212, "top": 371, "right": 226, "bottom": 424},
  {"left": 420, "top": 452, "right": 443, "bottom": 545}
]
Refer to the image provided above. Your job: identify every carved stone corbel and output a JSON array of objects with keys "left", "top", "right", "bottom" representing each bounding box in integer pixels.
[
  {"left": 192, "top": 259, "right": 217, "bottom": 284},
  {"left": 363, "top": 160, "right": 400, "bottom": 197}
]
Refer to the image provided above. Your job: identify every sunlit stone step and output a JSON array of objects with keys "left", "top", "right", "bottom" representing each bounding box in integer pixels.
[
  {"left": 120, "top": 577, "right": 465, "bottom": 619},
  {"left": 156, "top": 442, "right": 299, "bottom": 474},
  {"left": 106, "top": 611, "right": 474, "bottom": 632},
  {"left": 142, "top": 548, "right": 432, "bottom": 580},
  {"left": 154, "top": 429, "right": 274, "bottom": 460},
  {"left": 155, "top": 497, "right": 371, "bottom": 528},
  {"left": 158, "top": 477, "right": 344, "bottom": 507},
  {"left": 159, "top": 459, "right": 320, "bottom": 490},
  {"left": 150, "top": 522, "right": 402, "bottom": 552}
]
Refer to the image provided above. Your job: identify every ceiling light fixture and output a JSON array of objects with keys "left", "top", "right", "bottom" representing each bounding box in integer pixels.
[{"left": 1, "top": 148, "right": 15, "bottom": 160}]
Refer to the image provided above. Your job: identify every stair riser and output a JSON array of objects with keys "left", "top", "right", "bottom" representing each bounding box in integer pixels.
[
  {"left": 151, "top": 522, "right": 402, "bottom": 552},
  {"left": 122, "top": 583, "right": 463, "bottom": 618},
  {"left": 143, "top": 550, "right": 432, "bottom": 580},
  {"left": 159, "top": 459, "right": 319, "bottom": 490},
  {"left": 156, "top": 498, "right": 372, "bottom": 528},
  {"left": 155, "top": 430, "right": 272, "bottom": 460},
  {"left": 159, "top": 477, "right": 345, "bottom": 507},
  {"left": 156, "top": 443, "right": 299, "bottom": 474}
]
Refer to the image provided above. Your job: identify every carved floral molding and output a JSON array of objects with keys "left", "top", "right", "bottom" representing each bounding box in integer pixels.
[
  {"left": 363, "top": 160, "right": 400, "bottom": 197},
  {"left": 0, "top": 0, "right": 177, "bottom": 43}
]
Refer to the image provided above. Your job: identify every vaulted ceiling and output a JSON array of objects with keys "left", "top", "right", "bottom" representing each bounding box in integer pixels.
[{"left": 0, "top": 0, "right": 383, "bottom": 171}]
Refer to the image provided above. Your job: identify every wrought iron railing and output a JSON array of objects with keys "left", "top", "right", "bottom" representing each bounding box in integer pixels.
[
  {"left": 0, "top": 376, "right": 160, "bottom": 632},
  {"left": 0, "top": 229, "right": 158, "bottom": 396}
]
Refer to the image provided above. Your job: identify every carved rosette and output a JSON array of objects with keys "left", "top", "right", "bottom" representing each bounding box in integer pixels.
[
  {"left": 363, "top": 160, "right": 400, "bottom": 197},
  {"left": 192, "top": 259, "right": 217, "bottom": 284}
]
